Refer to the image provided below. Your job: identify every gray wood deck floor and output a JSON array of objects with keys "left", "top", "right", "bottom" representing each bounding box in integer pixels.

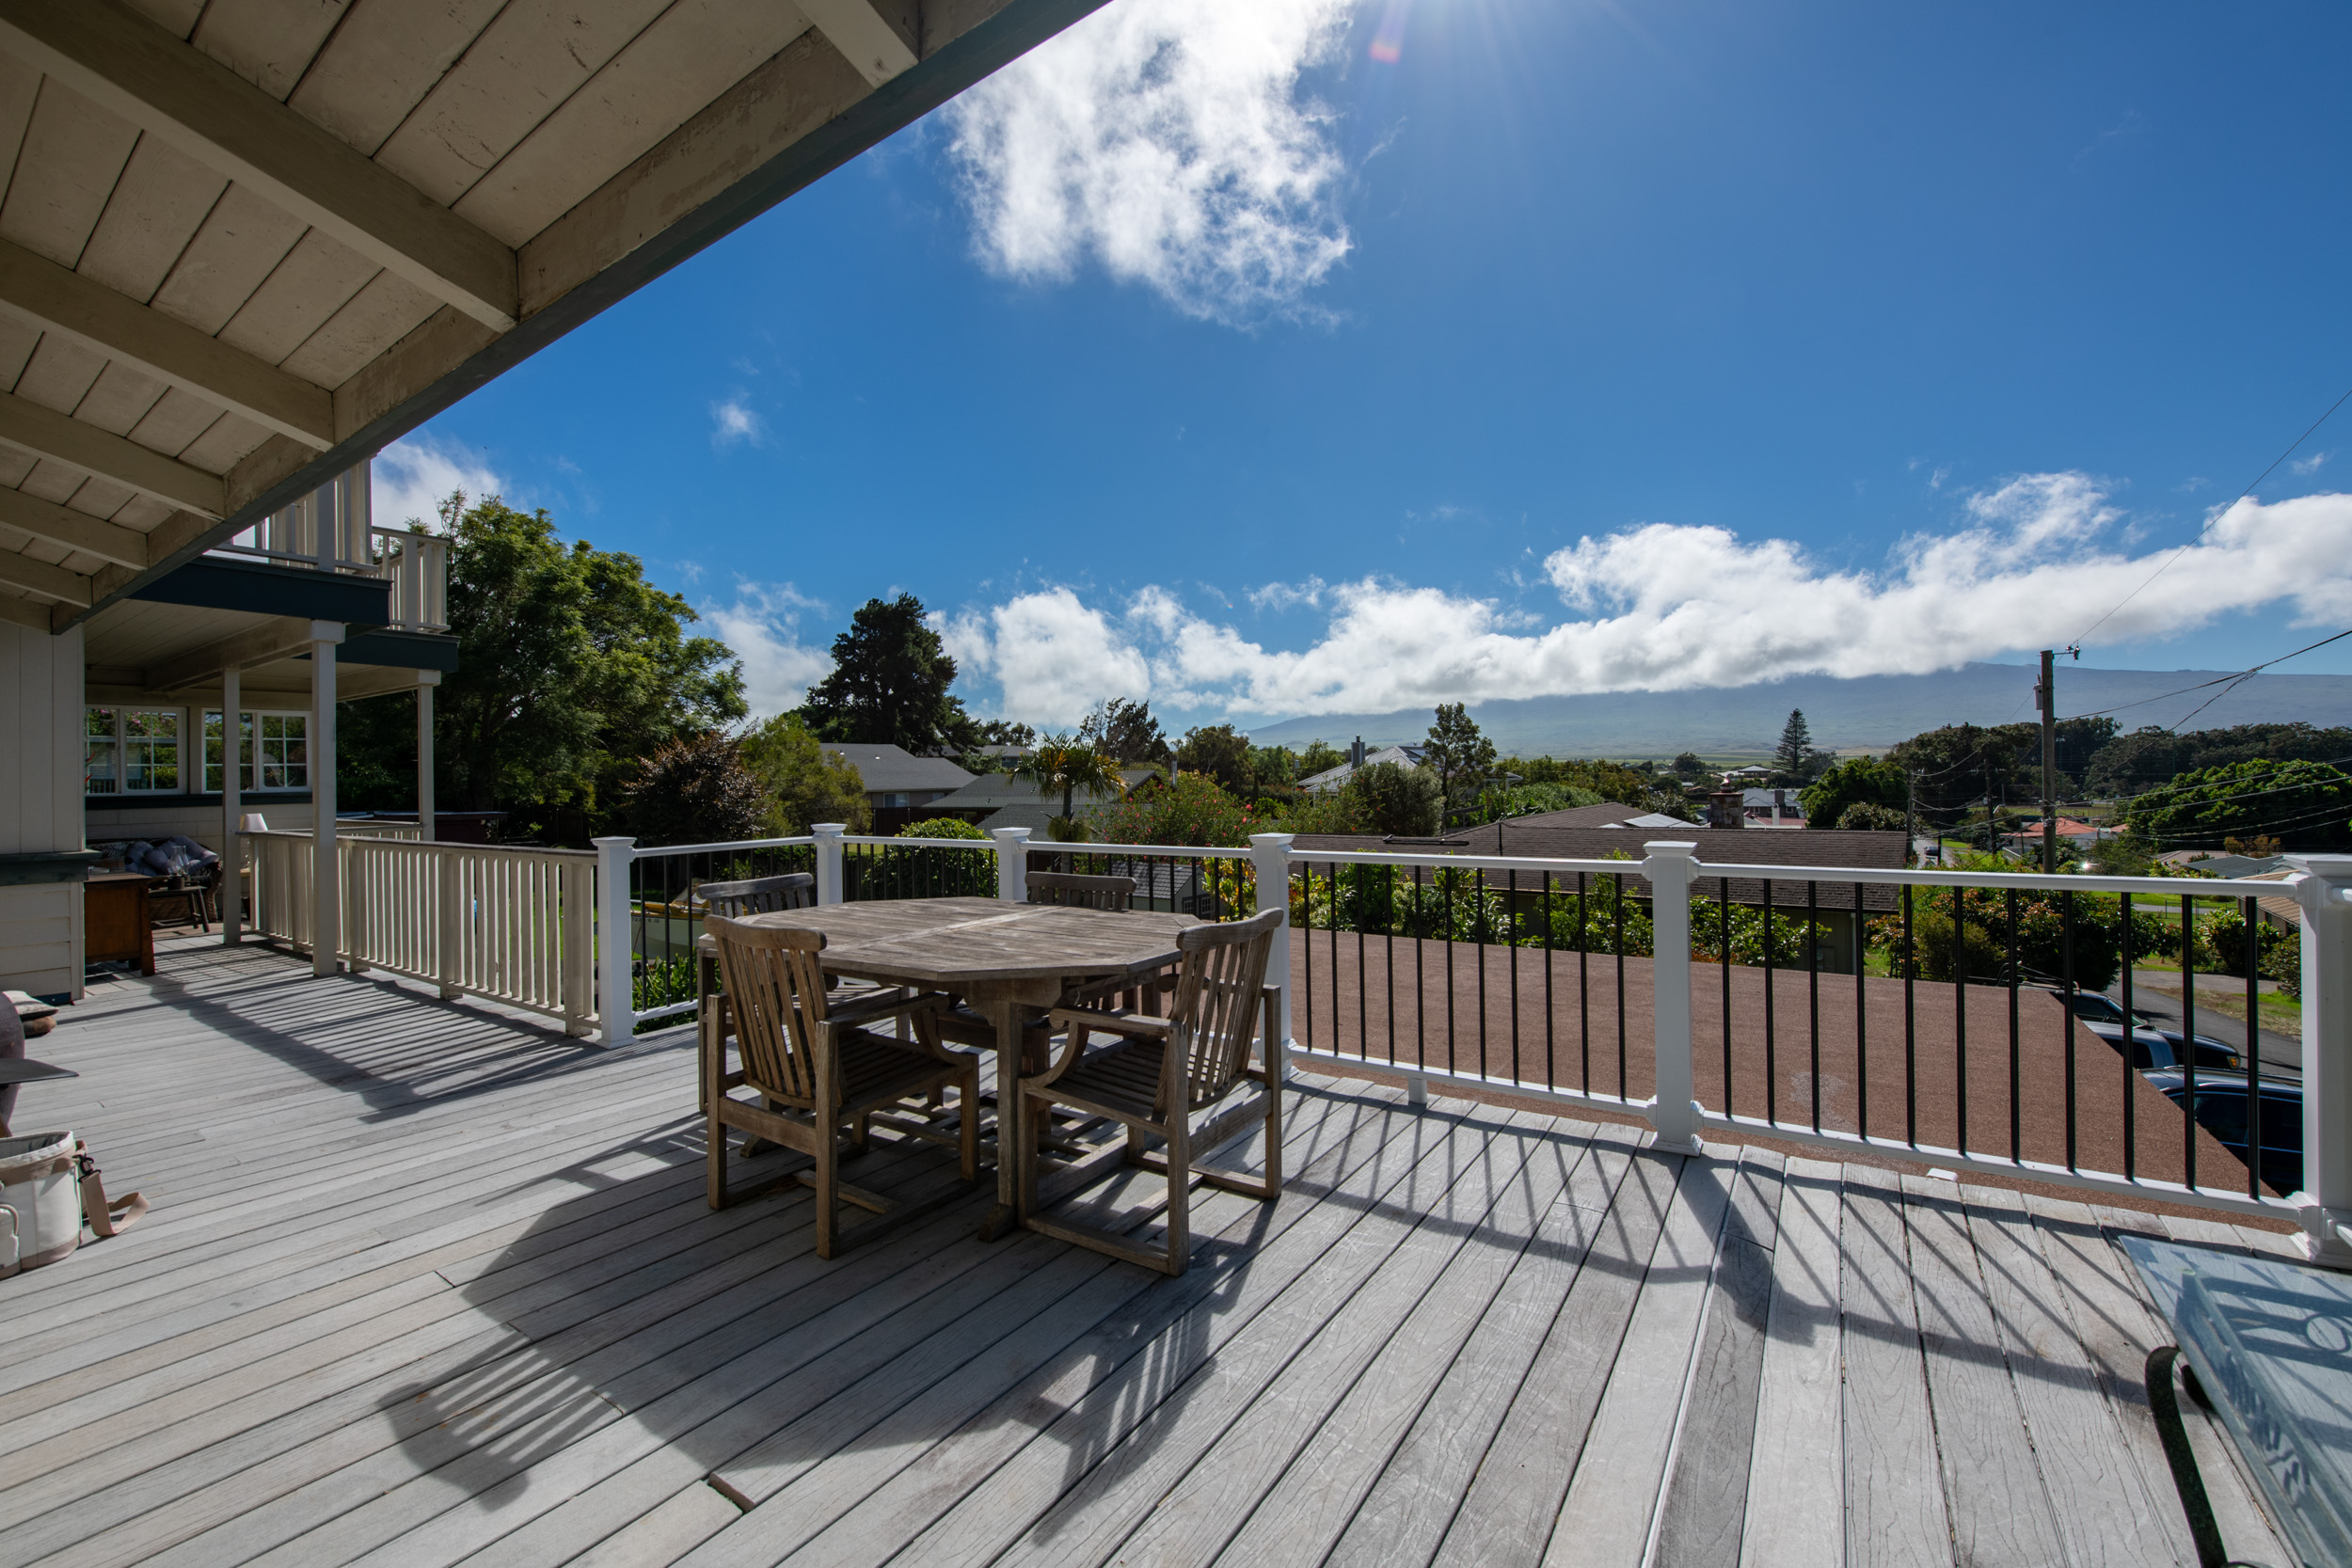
[{"left": 0, "top": 938, "right": 2299, "bottom": 1568}]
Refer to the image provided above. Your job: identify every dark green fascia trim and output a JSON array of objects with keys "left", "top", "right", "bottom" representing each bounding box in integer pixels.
[
  {"left": 87, "top": 790, "right": 311, "bottom": 813},
  {"left": 129, "top": 556, "right": 389, "bottom": 624},
  {"left": 0, "top": 850, "right": 101, "bottom": 886},
  {"left": 306, "top": 628, "right": 458, "bottom": 672},
  {"left": 54, "top": 0, "right": 1114, "bottom": 636}
]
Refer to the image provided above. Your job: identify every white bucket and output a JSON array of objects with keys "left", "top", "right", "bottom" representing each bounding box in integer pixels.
[{"left": 0, "top": 1132, "right": 79, "bottom": 1277}]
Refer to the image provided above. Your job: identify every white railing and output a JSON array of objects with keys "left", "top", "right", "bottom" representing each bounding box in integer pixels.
[{"left": 246, "top": 831, "right": 596, "bottom": 1034}]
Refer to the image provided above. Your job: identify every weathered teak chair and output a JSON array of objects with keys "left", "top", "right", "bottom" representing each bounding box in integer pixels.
[
  {"left": 704, "top": 914, "right": 979, "bottom": 1258},
  {"left": 699, "top": 872, "right": 815, "bottom": 917},
  {"left": 1017, "top": 907, "right": 1285, "bottom": 1275}
]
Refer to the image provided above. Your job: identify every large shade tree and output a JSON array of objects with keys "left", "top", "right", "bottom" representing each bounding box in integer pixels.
[
  {"left": 2121, "top": 758, "right": 2352, "bottom": 850},
  {"left": 798, "top": 594, "right": 977, "bottom": 755},
  {"left": 1422, "top": 704, "right": 1498, "bottom": 824}
]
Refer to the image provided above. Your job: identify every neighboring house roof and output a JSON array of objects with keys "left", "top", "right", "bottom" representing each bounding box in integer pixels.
[
  {"left": 1496, "top": 802, "right": 1655, "bottom": 831},
  {"left": 1290, "top": 824, "right": 1913, "bottom": 911},
  {"left": 2239, "top": 867, "right": 2303, "bottom": 929},
  {"left": 1609, "top": 812, "right": 1707, "bottom": 831},
  {"left": 1725, "top": 765, "right": 1775, "bottom": 778},
  {"left": 819, "top": 745, "right": 974, "bottom": 795},
  {"left": 1740, "top": 788, "right": 1805, "bottom": 814},
  {"left": 977, "top": 803, "right": 1059, "bottom": 834},
  {"left": 928, "top": 774, "right": 1124, "bottom": 815},
  {"left": 1300, "top": 745, "right": 1426, "bottom": 795}
]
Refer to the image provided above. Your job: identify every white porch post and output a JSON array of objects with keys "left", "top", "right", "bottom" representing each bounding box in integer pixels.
[
  {"left": 220, "top": 664, "right": 241, "bottom": 944},
  {"left": 310, "top": 621, "right": 343, "bottom": 977},
  {"left": 991, "top": 826, "right": 1032, "bottom": 903},
  {"left": 416, "top": 676, "right": 436, "bottom": 841},
  {"left": 1250, "top": 833, "right": 1295, "bottom": 1079},
  {"left": 592, "top": 835, "right": 635, "bottom": 1046},
  {"left": 1642, "top": 840, "right": 1703, "bottom": 1152},
  {"left": 814, "top": 824, "right": 846, "bottom": 906},
  {"left": 2289, "top": 854, "right": 2352, "bottom": 1267}
]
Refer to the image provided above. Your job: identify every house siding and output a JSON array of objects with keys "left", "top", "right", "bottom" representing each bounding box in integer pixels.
[{"left": 0, "top": 622, "right": 87, "bottom": 997}]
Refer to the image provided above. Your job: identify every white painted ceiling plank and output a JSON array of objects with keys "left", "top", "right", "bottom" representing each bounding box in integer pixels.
[
  {"left": 0, "top": 542, "right": 93, "bottom": 603},
  {"left": 0, "top": 0, "right": 522, "bottom": 330},
  {"left": 215, "top": 226, "right": 379, "bottom": 366},
  {"left": 288, "top": 0, "right": 505, "bottom": 159},
  {"left": 458, "top": 0, "right": 809, "bottom": 248},
  {"left": 0, "top": 482, "right": 148, "bottom": 566},
  {"left": 188, "top": 0, "right": 352, "bottom": 104},
  {"left": 277, "top": 267, "right": 438, "bottom": 388},
  {"left": 0, "top": 52, "right": 41, "bottom": 201},
  {"left": 147, "top": 181, "right": 307, "bottom": 336},
  {"left": 0, "top": 383, "right": 223, "bottom": 514},
  {"left": 0, "top": 234, "right": 334, "bottom": 447},
  {"left": 76, "top": 133, "right": 229, "bottom": 303},
  {"left": 126, "top": 386, "right": 229, "bottom": 461},
  {"left": 62, "top": 359, "right": 169, "bottom": 436},
  {"left": 0, "top": 79, "right": 139, "bottom": 269}
]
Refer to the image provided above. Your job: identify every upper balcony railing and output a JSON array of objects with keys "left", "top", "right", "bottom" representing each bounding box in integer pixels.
[{"left": 206, "top": 462, "right": 450, "bottom": 633}]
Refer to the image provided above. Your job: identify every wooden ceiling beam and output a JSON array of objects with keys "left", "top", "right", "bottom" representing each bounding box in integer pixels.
[
  {"left": 0, "top": 238, "right": 334, "bottom": 449},
  {"left": 0, "top": 547, "right": 93, "bottom": 606},
  {"left": 798, "top": 0, "right": 920, "bottom": 87},
  {"left": 0, "top": 0, "right": 519, "bottom": 332},
  {"left": 144, "top": 614, "right": 326, "bottom": 689},
  {"left": 0, "top": 486, "right": 149, "bottom": 569},
  {"left": 0, "top": 388, "right": 226, "bottom": 517}
]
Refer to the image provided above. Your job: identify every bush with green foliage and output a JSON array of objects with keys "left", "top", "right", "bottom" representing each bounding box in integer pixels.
[
  {"left": 1836, "top": 802, "right": 1909, "bottom": 832},
  {"left": 738, "top": 712, "right": 869, "bottom": 834},
  {"left": 1465, "top": 782, "right": 1606, "bottom": 823},
  {"left": 1175, "top": 723, "right": 1257, "bottom": 796},
  {"left": 2197, "top": 905, "right": 2301, "bottom": 996},
  {"left": 1093, "top": 773, "right": 1261, "bottom": 847},
  {"left": 2120, "top": 758, "right": 2352, "bottom": 851},
  {"left": 851, "top": 815, "right": 993, "bottom": 897},
  {"left": 1802, "top": 755, "right": 1910, "bottom": 830},
  {"left": 1348, "top": 761, "right": 1443, "bottom": 836},
  {"left": 1866, "top": 885, "right": 2171, "bottom": 991}
]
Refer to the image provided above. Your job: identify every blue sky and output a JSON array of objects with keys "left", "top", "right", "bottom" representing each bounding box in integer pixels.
[{"left": 374, "top": 0, "right": 2352, "bottom": 730}]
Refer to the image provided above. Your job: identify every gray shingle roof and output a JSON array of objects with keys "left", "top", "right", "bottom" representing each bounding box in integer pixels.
[{"left": 819, "top": 745, "right": 975, "bottom": 794}]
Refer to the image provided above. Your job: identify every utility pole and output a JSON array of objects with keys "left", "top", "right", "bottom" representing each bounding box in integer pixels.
[
  {"left": 2037, "top": 649, "right": 2058, "bottom": 874},
  {"left": 1984, "top": 753, "right": 1998, "bottom": 854}
]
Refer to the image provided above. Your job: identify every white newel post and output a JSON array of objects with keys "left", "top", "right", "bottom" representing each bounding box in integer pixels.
[
  {"left": 221, "top": 664, "right": 241, "bottom": 944},
  {"left": 814, "top": 824, "right": 846, "bottom": 906},
  {"left": 991, "top": 827, "right": 1033, "bottom": 903},
  {"left": 592, "top": 836, "right": 635, "bottom": 1046},
  {"left": 2289, "top": 855, "right": 2352, "bottom": 1267},
  {"left": 1642, "top": 841, "right": 1704, "bottom": 1152},
  {"left": 1251, "top": 833, "right": 1295, "bottom": 1080},
  {"left": 310, "top": 620, "right": 343, "bottom": 977}
]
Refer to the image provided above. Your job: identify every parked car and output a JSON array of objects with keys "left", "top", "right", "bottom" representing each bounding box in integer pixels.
[
  {"left": 2055, "top": 990, "right": 2158, "bottom": 1027},
  {"left": 2081, "top": 1021, "right": 2244, "bottom": 1073},
  {"left": 2143, "top": 1069, "right": 2302, "bottom": 1196}
]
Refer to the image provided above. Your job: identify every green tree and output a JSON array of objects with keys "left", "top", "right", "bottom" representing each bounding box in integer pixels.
[
  {"left": 1296, "top": 739, "right": 1347, "bottom": 777},
  {"left": 1836, "top": 802, "right": 1909, "bottom": 831},
  {"left": 738, "top": 713, "right": 870, "bottom": 834},
  {"left": 1078, "top": 698, "right": 1168, "bottom": 763},
  {"left": 1801, "top": 755, "right": 1910, "bottom": 831},
  {"left": 1348, "top": 760, "right": 1443, "bottom": 836},
  {"left": 1773, "top": 710, "right": 1814, "bottom": 776},
  {"left": 1422, "top": 704, "right": 1497, "bottom": 825},
  {"left": 798, "top": 593, "right": 977, "bottom": 755},
  {"left": 2121, "top": 758, "right": 2352, "bottom": 851},
  {"left": 1017, "top": 735, "right": 1126, "bottom": 838},
  {"left": 1888, "top": 721, "right": 2037, "bottom": 840},
  {"left": 622, "top": 733, "right": 768, "bottom": 847},
  {"left": 1672, "top": 752, "right": 1707, "bottom": 778},
  {"left": 1093, "top": 773, "right": 1259, "bottom": 847},
  {"left": 1176, "top": 723, "right": 1257, "bottom": 796},
  {"left": 421, "top": 495, "right": 744, "bottom": 831}
]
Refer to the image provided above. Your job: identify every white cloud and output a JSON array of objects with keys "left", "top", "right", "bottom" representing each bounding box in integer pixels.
[
  {"left": 1248, "top": 576, "right": 1327, "bottom": 610},
  {"left": 371, "top": 436, "right": 508, "bottom": 530},
  {"left": 2292, "top": 450, "right": 2330, "bottom": 476},
  {"left": 943, "top": 0, "right": 1355, "bottom": 325},
  {"left": 945, "top": 476, "right": 2352, "bottom": 721},
  {"left": 703, "top": 582, "right": 831, "bottom": 718},
  {"left": 711, "top": 399, "right": 761, "bottom": 448}
]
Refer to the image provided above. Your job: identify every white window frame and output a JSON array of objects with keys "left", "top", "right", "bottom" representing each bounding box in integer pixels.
[
  {"left": 202, "top": 709, "right": 310, "bottom": 794},
  {"left": 84, "top": 707, "right": 184, "bottom": 796}
]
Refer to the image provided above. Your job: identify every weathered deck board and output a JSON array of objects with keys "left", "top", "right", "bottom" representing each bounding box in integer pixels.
[{"left": 0, "top": 940, "right": 2291, "bottom": 1568}]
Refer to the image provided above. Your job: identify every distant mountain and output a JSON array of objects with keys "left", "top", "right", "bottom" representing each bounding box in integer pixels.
[{"left": 1248, "top": 663, "right": 2352, "bottom": 758}]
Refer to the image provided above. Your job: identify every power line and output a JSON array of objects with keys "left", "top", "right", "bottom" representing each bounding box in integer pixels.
[
  {"left": 2073, "top": 381, "right": 2352, "bottom": 649},
  {"left": 2062, "top": 626, "right": 2352, "bottom": 722}
]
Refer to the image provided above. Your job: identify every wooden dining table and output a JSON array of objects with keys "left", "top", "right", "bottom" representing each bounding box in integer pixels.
[{"left": 698, "top": 896, "right": 1198, "bottom": 1240}]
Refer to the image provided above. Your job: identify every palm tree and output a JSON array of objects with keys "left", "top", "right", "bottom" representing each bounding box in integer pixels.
[{"left": 1016, "top": 736, "right": 1125, "bottom": 841}]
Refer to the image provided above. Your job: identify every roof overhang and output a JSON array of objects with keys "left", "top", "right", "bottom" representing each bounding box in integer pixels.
[{"left": 0, "top": 0, "right": 1107, "bottom": 633}]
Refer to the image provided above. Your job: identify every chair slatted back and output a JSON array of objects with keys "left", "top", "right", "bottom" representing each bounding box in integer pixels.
[
  {"left": 1163, "top": 908, "right": 1282, "bottom": 1110},
  {"left": 706, "top": 915, "right": 834, "bottom": 1103},
  {"left": 701, "top": 872, "right": 816, "bottom": 919},
  {"left": 1025, "top": 871, "right": 1137, "bottom": 911}
]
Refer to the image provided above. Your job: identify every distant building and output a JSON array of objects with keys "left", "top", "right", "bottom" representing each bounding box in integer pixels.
[
  {"left": 819, "top": 744, "right": 975, "bottom": 835},
  {"left": 1300, "top": 738, "right": 1425, "bottom": 795},
  {"left": 1740, "top": 787, "right": 1805, "bottom": 828},
  {"left": 923, "top": 767, "right": 1157, "bottom": 836}
]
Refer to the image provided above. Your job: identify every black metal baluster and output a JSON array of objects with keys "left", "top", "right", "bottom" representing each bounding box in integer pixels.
[
  {"left": 1903, "top": 882, "right": 1916, "bottom": 1147},
  {"left": 1721, "top": 878, "right": 1733, "bottom": 1118},
  {"left": 1417, "top": 866, "right": 1428, "bottom": 1080},
  {"left": 1300, "top": 862, "right": 1313, "bottom": 1057},
  {"left": 1578, "top": 872, "right": 1590, "bottom": 1090},
  {"left": 1386, "top": 863, "right": 1398, "bottom": 1066},
  {"left": 1507, "top": 868, "right": 1520, "bottom": 1085},
  {"left": 1613, "top": 873, "right": 1627, "bottom": 1099},
  {"left": 1445, "top": 868, "right": 1458, "bottom": 1076},
  {"left": 2182, "top": 892, "right": 2197, "bottom": 1193},
  {"left": 1358, "top": 863, "right": 1370, "bottom": 1062},
  {"left": 1954, "top": 884, "right": 1968, "bottom": 1158},
  {"left": 1853, "top": 879, "right": 1868, "bottom": 1144},
  {"left": 1763, "top": 883, "right": 1777, "bottom": 1126},
  {"left": 1807, "top": 879, "right": 1821, "bottom": 1133},
  {"left": 2244, "top": 895, "right": 2263, "bottom": 1198},
  {"left": 1476, "top": 868, "right": 1489, "bottom": 1078},
  {"left": 2122, "top": 892, "right": 2136, "bottom": 1178},
  {"left": 1543, "top": 870, "right": 1555, "bottom": 1088},
  {"left": 2064, "top": 891, "right": 2079, "bottom": 1174},
  {"left": 2007, "top": 887, "right": 2021, "bottom": 1164}
]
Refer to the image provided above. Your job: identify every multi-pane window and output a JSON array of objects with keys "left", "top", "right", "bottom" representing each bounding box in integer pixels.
[
  {"left": 201, "top": 710, "right": 308, "bottom": 793},
  {"left": 84, "top": 707, "right": 119, "bottom": 795},
  {"left": 84, "top": 708, "right": 180, "bottom": 794}
]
